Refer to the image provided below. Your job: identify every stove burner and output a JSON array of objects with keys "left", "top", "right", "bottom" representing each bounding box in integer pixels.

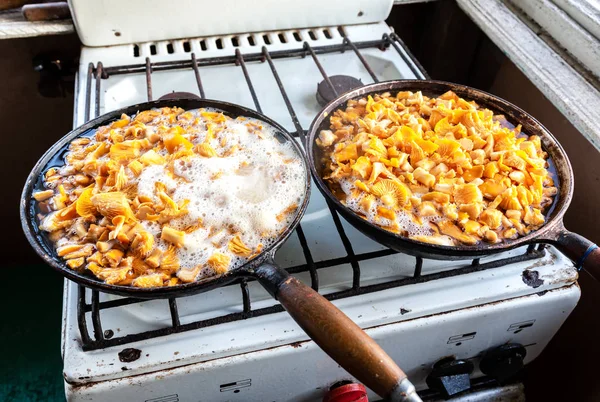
[
  {"left": 316, "top": 75, "right": 363, "bottom": 107},
  {"left": 158, "top": 91, "right": 201, "bottom": 101}
]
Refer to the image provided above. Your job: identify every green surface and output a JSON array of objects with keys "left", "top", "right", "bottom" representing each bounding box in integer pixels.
[{"left": 1, "top": 264, "right": 65, "bottom": 401}]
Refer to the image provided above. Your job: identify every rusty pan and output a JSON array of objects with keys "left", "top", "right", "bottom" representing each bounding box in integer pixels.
[{"left": 308, "top": 80, "right": 600, "bottom": 280}]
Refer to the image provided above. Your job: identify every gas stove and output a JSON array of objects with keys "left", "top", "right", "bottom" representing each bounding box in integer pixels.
[{"left": 62, "top": 6, "right": 580, "bottom": 401}]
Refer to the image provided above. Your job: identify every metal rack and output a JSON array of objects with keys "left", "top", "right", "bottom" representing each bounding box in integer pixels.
[{"left": 76, "top": 28, "right": 545, "bottom": 351}]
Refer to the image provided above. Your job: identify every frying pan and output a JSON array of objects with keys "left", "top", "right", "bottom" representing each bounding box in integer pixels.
[
  {"left": 308, "top": 80, "right": 600, "bottom": 280},
  {"left": 21, "top": 99, "right": 422, "bottom": 402}
]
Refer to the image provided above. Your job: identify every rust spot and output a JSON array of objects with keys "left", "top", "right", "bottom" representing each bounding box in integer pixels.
[
  {"left": 290, "top": 342, "right": 303, "bottom": 348},
  {"left": 118, "top": 348, "right": 141, "bottom": 363},
  {"left": 522, "top": 270, "right": 544, "bottom": 288},
  {"left": 174, "top": 351, "right": 179, "bottom": 355}
]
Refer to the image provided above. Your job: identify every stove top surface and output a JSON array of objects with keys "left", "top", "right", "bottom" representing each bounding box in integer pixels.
[{"left": 63, "top": 22, "right": 578, "bottom": 388}]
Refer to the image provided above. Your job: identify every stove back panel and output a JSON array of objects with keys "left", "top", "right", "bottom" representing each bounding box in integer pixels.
[{"left": 68, "top": 0, "right": 393, "bottom": 46}]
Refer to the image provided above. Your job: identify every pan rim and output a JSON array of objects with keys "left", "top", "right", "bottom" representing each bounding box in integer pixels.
[
  {"left": 21, "top": 98, "right": 311, "bottom": 298},
  {"left": 307, "top": 79, "right": 573, "bottom": 256}
]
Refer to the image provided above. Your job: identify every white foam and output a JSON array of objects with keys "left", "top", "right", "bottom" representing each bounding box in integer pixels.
[
  {"left": 137, "top": 164, "right": 178, "bottom": 201},
  {"left": 136, "top": 110, "right": 306, "bottom": 276},
  {"left": 140, "top": 220, "right": 161, "bottom": 237},
  {"left": 339, "top": 178, "right": 437, "bottom": 238}
]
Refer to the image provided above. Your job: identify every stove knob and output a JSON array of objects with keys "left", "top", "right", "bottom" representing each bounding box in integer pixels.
[
  {"left": 425, "top": 357, "right": 474, "bottom": 398},
  {"left": 323, "top": 381, "right": 368, "bottom": 402},
  {"left": 479, "top": 343, "right": 527, "bottom": 384}
]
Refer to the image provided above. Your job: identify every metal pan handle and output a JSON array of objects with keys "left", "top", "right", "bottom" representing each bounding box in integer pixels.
[
  {"left": 552, "top": 227, "right": 600, "bottom": 281},
  {"left": 541, "top": 221, "right": 600, "bottom": 281},
  {"left": 253, "top": 261, "right": 421, "bottom": 402}
]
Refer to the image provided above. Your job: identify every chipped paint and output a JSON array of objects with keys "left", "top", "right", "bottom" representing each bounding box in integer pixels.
[
  {"left": 118, "top": 348, "right": 141, "bottom": 363},
  {"left": 522, "top": 270, "right": 544, "bottom": 288}
]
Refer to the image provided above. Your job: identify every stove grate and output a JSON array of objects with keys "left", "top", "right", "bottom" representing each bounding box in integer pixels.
[{"left": 76, "top": 29, "right": 544, "bottom": 350}]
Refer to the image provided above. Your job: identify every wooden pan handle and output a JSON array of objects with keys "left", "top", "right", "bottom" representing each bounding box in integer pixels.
[
  {"left": 254, "top": 262, "right": 421, "bottom": 401},
  {"left": 22, "top": 2, "right": 70, "bottom": 21},
  {"left": 0, "top": 0, "right": 38, "bottom": 11},
  {"left": 554, "top": 230, "right": 600, "bottom": 281}
]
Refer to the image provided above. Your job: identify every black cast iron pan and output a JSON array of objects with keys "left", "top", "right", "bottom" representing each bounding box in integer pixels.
[
  {"left": 21, "top": 98, "right": 421, "bottom": 402},
  {"left": 308, "top": 80, "right": 600, "bottom": 280}
]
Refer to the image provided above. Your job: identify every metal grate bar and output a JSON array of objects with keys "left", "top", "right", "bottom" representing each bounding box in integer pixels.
[
  {"left": 241, "top": 280, "right": 251, "bottom": 314},
  {"left": 296, "top": 224, "right": 319, "bottom": 290},
  {"left": 383, "top": 33, "right": 429, "bottom": 80},
  {"left": 90, "top": 290, "right": 103, "bottom": 341},
  {"left": 191, "top": 53, "right": 206, "bottom": 98},
  {"left": 83, "top": 248, "right": 399, "bottom": 313},
  {"left": 84, "top": 296, "right": 145, "bottom": 311},
  {"left": 76, "top": 285, "right": 92, "bottom": 344},
  {"left": 80, "top": 248, "right": 546, "bottom": 350},
  {"left": 303, "top": 42, "right": 338, "bottom": 97},
  {"left": 261, "top": 45, "right": 362, "bottom": 289},
  {"left": 414, "top": 257, "right": 423, "bottom": 278},
  {"left": 261, "top": 47, "right": 306, "bottom": 143},
  {"left": 84, "top": 63, "right": 93, "bottom": 122},
  {"left": 169, "top": 298, "right": 181, "bottom": 327},
  {"left": 235, "top": 49, "right": 262, "bottom": 113},
  {"left": 81, "top": 249, "right": 399, "bottom": 312},
  {"left": 286, "top": 248, "right": 395, "bottom": 273},
  {"left": 339, "top": 29, "right": 379, "bottom": 83},
  {"left": 94, "top": 62, "right": 104, "bottom": 118},
  {"left": 145, "top": 57, "right": 153, "bottom": 101},
  {"left": 101, "top": 40, "right": 387, "bottom": 76}
]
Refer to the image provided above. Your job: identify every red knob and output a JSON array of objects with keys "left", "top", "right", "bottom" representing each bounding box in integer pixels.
[{"left": 323, "top": 383, "right": 368, "bottom": 402}]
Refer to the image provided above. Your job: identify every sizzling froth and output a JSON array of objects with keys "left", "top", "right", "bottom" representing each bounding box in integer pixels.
[
  {"left": 35, "top": 107, "right": 305, "bottom": 287},
  {"left": 134, "top": 117, "right": 305, "bottom": 272}
]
